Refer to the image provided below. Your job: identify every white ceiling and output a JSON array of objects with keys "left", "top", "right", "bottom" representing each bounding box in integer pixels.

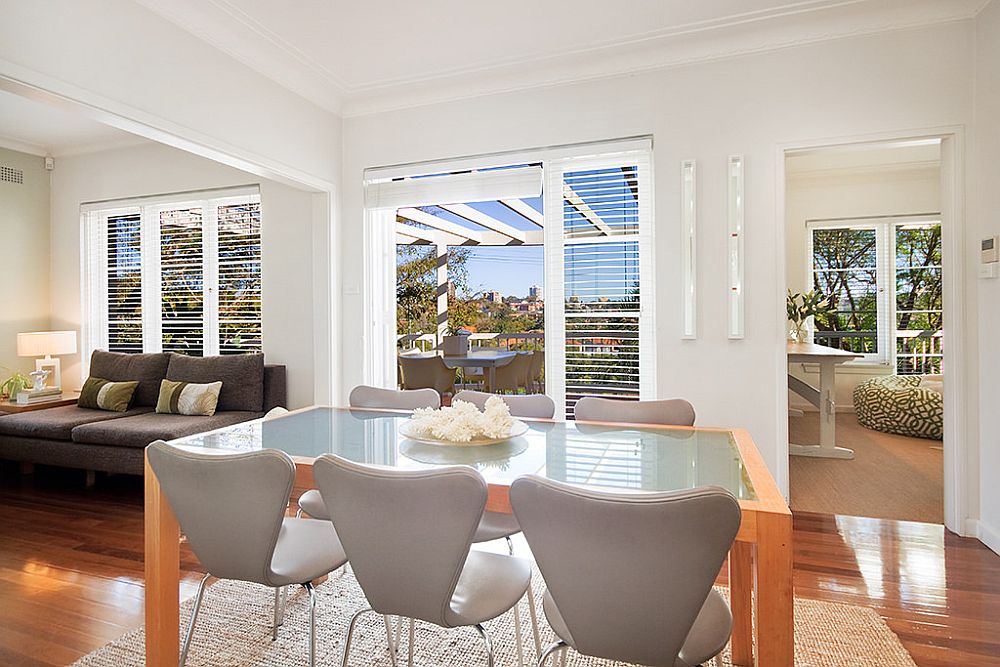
[
  {"left": 133, "top": 0, "right": 988, "bottom": 116},
  {"left": 0, "top": 89, "right": 145, "bottom": 157}
]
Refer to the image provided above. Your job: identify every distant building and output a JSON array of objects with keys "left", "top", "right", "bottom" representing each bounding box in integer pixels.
[
  {"left": 447, "top": 281, "right": 457, "bottom": 300},
  {"left": 485, "top": 290, "right": 503, "bottom": 303},
  {"left": 528, "top": 284, "right": 542, "bottom": 300}
]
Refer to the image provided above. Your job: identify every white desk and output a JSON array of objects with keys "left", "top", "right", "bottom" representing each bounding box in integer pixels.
[{"left": 787, "top": 342, "right": 862, "bottom": 459}]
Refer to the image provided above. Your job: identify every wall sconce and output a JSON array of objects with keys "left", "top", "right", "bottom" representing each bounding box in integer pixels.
[
  {"left": 727, "top": 155, "right": 744, "bottom": 339},
  {"left": 681, "top": 159, "right": 697, "bottom": 339}
]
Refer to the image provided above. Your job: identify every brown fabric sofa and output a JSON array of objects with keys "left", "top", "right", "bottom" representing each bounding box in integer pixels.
[{"left": 0, "top": 350, "right": 286, "bottom": 475}]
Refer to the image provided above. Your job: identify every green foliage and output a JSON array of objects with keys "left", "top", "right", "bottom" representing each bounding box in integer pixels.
[
  {"left": 787, "top": 289, "right": 836, "bottom": 325},
  {"left": 0, "top": 369, "right": 31, "bottom": 400}
]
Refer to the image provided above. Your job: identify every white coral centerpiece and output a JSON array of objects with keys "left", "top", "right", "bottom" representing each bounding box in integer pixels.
[{"left": 407, "top": 396, "right": 514, "bottom": 443}]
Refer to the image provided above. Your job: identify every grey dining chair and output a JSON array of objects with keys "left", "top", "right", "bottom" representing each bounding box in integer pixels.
[
  {"left": 509, "top": 476, "right": 741, "bottom": 667},
  {"left": 313, "top": 455, "right": 533, "bottom": 667},
  {"left": 348, "top": 385, "right": 441, "bottom": 411},
  {"left": 453, "top": 390, "right": 556, "bottom": 420},
  {"left": 146, "top": 441, "right": 347, "bottom": 667},
  {"left": 573, "top": 396, "right": 696, "bottom": 426}
]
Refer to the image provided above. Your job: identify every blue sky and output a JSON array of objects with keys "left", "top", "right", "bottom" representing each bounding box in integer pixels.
[{"left": 461, "top": 245, "right": 543, "bottom": 298}]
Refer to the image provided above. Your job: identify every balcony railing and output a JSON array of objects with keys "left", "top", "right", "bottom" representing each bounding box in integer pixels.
[
  {"left": 397, "top": 332, "right": 544, "bottom": 353},
  {"left": 812, "top": 329, "right": 943, "bottom": 374}
]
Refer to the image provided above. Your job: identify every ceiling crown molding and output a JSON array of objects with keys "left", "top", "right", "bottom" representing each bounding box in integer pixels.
[{"left": 132, "top": 0, "right": 984, "bottom": 118}]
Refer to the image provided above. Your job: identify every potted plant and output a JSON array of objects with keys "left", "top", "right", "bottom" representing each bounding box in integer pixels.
[
  {"left": 0, "top": 369, "right": 32, "bottom": 403},
  {"left": 787, "top": 289, "right": 835, "bottom": 343},
  {"left": 441, "top": 323, "right": 471, "bottom": 356}
]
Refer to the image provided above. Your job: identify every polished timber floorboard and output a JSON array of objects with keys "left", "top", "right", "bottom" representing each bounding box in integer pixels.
[{"left": 0, "top": 465, "right": 998, "bottom": 667}]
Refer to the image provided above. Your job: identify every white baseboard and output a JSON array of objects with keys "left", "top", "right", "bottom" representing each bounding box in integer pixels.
[{"left": 973, "top": 519, "right": 1000, "bottom": 556}]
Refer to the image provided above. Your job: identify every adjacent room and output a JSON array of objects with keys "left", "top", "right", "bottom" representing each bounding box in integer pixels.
[{"left": 1, "top": 2, "right": 999, "bottom": 667}]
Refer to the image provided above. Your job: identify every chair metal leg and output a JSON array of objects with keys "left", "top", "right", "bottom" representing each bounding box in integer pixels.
[
  {"left": 525, "top": 583, "right": 542, "bottom": 657},
  {"left": 473, "top": 623, "right": 495, "bottom": 667},
  {"left": 272, "top": 585, "right": 290, "bottom": 641},
  {"left": 180, "top": 573, "right": 211, "bottom": 667},
  {"left": 506, "top": 535, "right": 515, "bottom": 556},
  {"left": 407, "top": 617, "right": 415, "bottom": 667},
  {"left": 304, "top": 582, "right": 317, "bottom": 667},
  {"left": 341, "top": 608, "right": 372, "bottom": 667},
  {"left": 383, "top": 615, "right": 398, "bottom": 667},
  {"left": 514, "top": 602, "right": 526, "bottom": 667},
  {"left": 535, "top": 641, "right": 568, "bottom": 667}
]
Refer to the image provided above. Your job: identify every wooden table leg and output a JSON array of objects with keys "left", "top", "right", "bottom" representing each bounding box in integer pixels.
[
  {"left": 729, "top": 540, "right": 754, "bottom": 666},
  {"left": 145, "top": 452, "right": 180, "bottom": 667},
  {"left": 755, "top": 511, "right": 794, "bottom": 667}
]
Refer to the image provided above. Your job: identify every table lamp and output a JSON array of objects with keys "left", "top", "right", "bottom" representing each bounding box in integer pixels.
[{"left": 17, "top": 330, "right": 78, "bottom": 391}]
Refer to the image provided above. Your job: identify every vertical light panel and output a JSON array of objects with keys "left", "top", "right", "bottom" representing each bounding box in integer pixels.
[
  {"left": 727, "top": 155, "right": 745, "bottom": 339},
  {"left": 681, "top": 159, "right": 697, "bottom": 339}
]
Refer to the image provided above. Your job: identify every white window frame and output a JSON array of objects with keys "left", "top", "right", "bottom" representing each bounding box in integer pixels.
[
  {"left": 81, "top": 186, "right": 261, "bottom": 373},
  {"left": 805, "top": 214, "right": 942, "bottom": 370}
]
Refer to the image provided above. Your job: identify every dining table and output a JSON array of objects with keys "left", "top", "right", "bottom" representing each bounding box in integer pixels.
[{"left": 144, "top": 406, "right": 793, "bottom": 667}]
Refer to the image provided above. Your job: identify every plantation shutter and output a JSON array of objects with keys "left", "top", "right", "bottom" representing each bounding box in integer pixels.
[
  {"left": 105, "top": 210, "right": 144, "bottom": 353},
  {"left": 158, "top": 204, "right": 205, "bottom": 356},
  {"left": 216, "top": 199, "right": 262, "bottom": 354},
  {"left": 544, "top": 143, "right": 655, "bottom": 418}
]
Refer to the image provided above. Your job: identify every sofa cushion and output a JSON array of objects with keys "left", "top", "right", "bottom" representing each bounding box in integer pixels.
[
  {"left": 0, "top": 405, "right": 153, "bottom": 441},
  {"left": 78, "top": 377, "right": 140, "bottom": 412},
  {"left": 90, "top": 350, "right": 171, "bottom": 407},
  {"left": 166, "top": 353, "right": 264, "bottom": 412},
  {"left": 70, "top": 411, "right": 261, "bottom": 449}
]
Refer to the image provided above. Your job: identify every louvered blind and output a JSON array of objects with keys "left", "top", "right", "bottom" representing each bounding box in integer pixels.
[
  {"left": 545, "top": 148, "right": 654, "bottom": 418},
  {"left": 160, "top": 207, "right": 205, "bottom": 355},
  {"left": 106, "top": 213, "right": 143, "bottom": 353},
  {"left": 217, "top": 201, "right": 262, "bottom": 354},
  {"left": 81, "top": 188, "right": 261, "bottom": 365}
]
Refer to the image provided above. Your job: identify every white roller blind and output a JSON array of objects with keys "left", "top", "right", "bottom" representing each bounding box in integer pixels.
[
  {"left": 81, "top": 187, "right": 261, "bottom": 363},
  {"left": 545, "top": 149, "right": 655, "bottom": 419}
]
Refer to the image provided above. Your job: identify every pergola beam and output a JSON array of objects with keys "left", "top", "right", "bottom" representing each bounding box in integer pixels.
[
  {"left": 563, "top": 185, "right": 613, "bottom": 236},
  {"left": 394, "top": 222, "right": 465, "bottom": 246},
  {"left": 398, "top": 207, "right": 484, "bottom": 244},
  {"left": 439, "top": 204, "right": 527, "bottom": 244},
  {"left": 500, "top": 199, "right": 544, "bottom": 228}
]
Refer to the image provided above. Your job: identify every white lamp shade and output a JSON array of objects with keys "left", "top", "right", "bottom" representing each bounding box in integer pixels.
[{"left": 17, "top": 330, "right": 78, "bottom": 357}]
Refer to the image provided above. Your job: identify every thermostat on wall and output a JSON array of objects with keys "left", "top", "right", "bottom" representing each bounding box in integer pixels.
[{"left": 981, "top": 235, "right": 999, "bottom": 279}]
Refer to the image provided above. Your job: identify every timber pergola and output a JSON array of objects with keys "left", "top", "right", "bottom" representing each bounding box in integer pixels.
[{"left": 396, "top": 199, "right": 545, "bottom": 342}]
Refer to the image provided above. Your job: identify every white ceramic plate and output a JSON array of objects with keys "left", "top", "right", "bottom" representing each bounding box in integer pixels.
[
  {"left": 397, "top": 419, "right": 529, "bottom": 447},
  {"left": 399, "top": 437, "right": 530, "bottom": 466}
]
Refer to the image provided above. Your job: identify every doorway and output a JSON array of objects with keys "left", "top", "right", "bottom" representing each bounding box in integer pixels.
[{"left": 783, "top": 138, "right": 949, "bottom": 524}]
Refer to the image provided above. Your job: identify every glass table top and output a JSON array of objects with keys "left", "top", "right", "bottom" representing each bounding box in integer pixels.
[{"left": 173, "top": 407, "right": 756, "bottom": 501}]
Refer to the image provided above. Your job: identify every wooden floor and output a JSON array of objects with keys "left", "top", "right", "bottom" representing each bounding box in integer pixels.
[
  {"left": 789, "top": 413, "right": 943, "bottom": 523},
  {"left": 1, "top": 464, "right": 998, "bottom": 667}
]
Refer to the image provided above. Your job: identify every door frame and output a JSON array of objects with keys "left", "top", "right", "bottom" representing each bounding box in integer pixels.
[{"left": 774, "top": 126, "right": 970, "bottom": 536}]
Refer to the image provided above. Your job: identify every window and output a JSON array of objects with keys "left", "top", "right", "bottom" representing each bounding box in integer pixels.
[
  {"left": 82, "top": 187, "right": 261, "bottom": 365},
  {"left": 808, "top": 216, "right": 942, "bottom": 373},
  {"left": 545, "top": 145, "right": 654, "bottom": 418}
]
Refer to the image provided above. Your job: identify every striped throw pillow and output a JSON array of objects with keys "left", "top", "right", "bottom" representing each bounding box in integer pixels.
[
  {"left": 78, "top": 377, "right": 139, "bottom": 412},
  {"left": 156, "top": 379, "right": 222, "bottom": 416}
]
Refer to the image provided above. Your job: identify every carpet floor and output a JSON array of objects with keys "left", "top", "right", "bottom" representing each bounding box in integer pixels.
[
  {"left": 72, "top": 568, "right": 916, "bottom": 667},
  {"left": 789, "top": 413, "right": 943, "bottom": 523}
]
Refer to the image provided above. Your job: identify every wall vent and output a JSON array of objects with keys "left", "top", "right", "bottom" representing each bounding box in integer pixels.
[{"left": 1, "top": 165, "right": 24, "bottom": 184}]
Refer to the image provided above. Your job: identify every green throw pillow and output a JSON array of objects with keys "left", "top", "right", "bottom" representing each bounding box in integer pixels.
[
  {"left": 78, "top": 377, "right": 139, "bottom": 412},
  {"left": 156, "top": 379, "right": 222, "bottom": 416}
]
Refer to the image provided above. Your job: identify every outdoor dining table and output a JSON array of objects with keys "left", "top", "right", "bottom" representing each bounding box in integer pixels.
[
  {"left": 409, "top": 349, "right": 518, "bottom": 391},
  {"left": 144, "top": 406, "right": 793, "bottom": 667}
]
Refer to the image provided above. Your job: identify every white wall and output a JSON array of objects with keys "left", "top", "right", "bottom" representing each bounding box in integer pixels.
[
  {"left": 0, "top": 147, "right": 50, "bottom": 375},
  {"left": 342, "top": 21, "right": 978, "bottom": 499},
  {"left": 785, "top": 163, "right": 941, "bottom": 409},
  {"left": 0, "top": 0, "right": 341, "bottom": 189},
  {"left": 49, "top": 142, "right": 320, "bottom": 409},
  {"left": 974, "top": 0, "right": 1000, "bottom": 552}
]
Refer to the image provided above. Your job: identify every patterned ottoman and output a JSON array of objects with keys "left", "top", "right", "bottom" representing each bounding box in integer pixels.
[{"left": 852, "top": 375, "right": 943, "bottom": 440}]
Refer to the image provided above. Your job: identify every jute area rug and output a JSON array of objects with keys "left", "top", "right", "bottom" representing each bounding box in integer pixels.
[{"left": 72, "top": 569, "right": 915, "bottom": 667}]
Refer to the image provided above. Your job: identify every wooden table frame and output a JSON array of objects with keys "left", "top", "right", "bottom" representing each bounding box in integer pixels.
[{"left": 144, "top": 411, "right": 792, "bottom": 667}]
